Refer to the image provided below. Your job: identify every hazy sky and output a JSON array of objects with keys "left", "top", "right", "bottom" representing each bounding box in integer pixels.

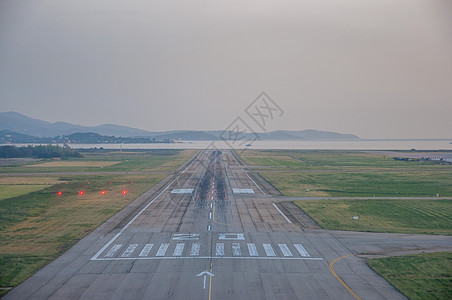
[{"left": 1, "top": 0, "right": 451, "bottom": 138}]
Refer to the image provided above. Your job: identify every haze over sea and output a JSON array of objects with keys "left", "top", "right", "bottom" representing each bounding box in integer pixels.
[{"left": 14, "top": 140, "right": 451, "bottom": 150}]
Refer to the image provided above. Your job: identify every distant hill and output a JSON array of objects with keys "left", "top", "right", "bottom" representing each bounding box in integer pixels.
[
  {"left": 0, "top": 111, "right": 361, "bottom": 141},
  {"left": 0, "top": 112, "right": 156, "bottom": 137},
  {"left": 0, "top": 130, "right": 172, "bottom": 144}
]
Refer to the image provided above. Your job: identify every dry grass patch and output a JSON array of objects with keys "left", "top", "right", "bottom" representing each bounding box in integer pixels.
[{"left": 26, "top": 161, "right": 120, "bottom": 168}]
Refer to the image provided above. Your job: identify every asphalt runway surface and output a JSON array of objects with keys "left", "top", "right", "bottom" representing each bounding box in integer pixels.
[{"left": 5, "top": 150, "right": 452, "bottom": 299}]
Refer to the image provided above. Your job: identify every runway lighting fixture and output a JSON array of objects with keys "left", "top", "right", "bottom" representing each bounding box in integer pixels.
[
  {"left": 122, "top": 190, "right": 127, "bottom": 195},
  {"left": 57, "top": 191, "right": 62, "bottom": 196},
  {"left": 79, "top": 190, "right": 85, "bottom": 195},
  {"left": 101, "top": 190, "right": 106, "bottom": 195}
]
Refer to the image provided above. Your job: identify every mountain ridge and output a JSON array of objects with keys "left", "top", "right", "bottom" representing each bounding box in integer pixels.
[{"left": 0, "top": 111, "right": 361, "bottom": 141}]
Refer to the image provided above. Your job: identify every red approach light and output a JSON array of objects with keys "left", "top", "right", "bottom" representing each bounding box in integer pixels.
[
  {"left": 130, "top": 181, "right": 133, "bottom": 184},
  {"left": 101, "top": 190, "right": 106, "bottom": 195},
  {"left": 79, "top": 190, "right": 85, "bottom": 195},
  {"left": 109, "top": 182, "right": 112, "bottom": 184},
  {"left": 122, "top": 190, "right": 127, "bottom": 195},
  {"left": 57, "top": 191, "right": 62, "bottom": 196},
  {"left": 65, "top": 182, "right": 68, "bottom": 184},
  {"left": 87, "top": 182, "right": 90, "bottom": 184}
]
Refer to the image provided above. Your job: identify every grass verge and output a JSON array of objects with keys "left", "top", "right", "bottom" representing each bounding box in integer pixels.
[
  {"left": 367, "top": 252, "right": 452, "bottom": 300},
  {"left": 260, "top": 171, "right": 452, "bottom": 197},
  {"left": 294, "top": 199, "right": 452, "bottom": 235}
]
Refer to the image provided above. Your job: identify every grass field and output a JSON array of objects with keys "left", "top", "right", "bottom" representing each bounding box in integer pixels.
[
  {"left": 0, "top": 149, "right": 196, "bottom": 173},
  {"left": 294, "top": 199, "right": 452, "bottom": 235},
  {"left": 0, "top": 177, "right": 64, "bottom": 201},
  {"left": 240, "top": 150, "right": 451, "bottom": 171},
  {"left": 260, "top": 171, "right": 452, "bottom": 197},
  {"left": 0, "top": 149, "right": 196, "bottom": 295},
  {"left": 367, "top": 252, "right": 452, "bottom": 300},
  {"left": 239, "top": 150, "right": 452, "bottom": 197}
]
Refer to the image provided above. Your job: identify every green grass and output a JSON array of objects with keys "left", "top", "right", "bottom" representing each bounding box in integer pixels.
[
  {"left": 0, "top": 185, "right": 51, "bottom": 201},
  {"left": 260, "top": 171, "right": 452, "bottom": 197},
  {"left": 240, "top": 150, "right": 450, "bottom": 171},
  {"left": 294, "top": 199, "right": 452, "bottom": 235},
  {"left": 0, "top": 149, "right": 197, "bottom": 173},
  {"left": 239, "top": 150, "right": 452, "bottom": 197},
  {"left": 368, "top": 252, "right": 452, "bottom": 300},
  {"left": 0, "top": 149, "right": 196, "bottom": 294}
]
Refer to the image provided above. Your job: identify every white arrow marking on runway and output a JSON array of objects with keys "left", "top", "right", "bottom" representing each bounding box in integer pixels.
[
  {"left": 196, "top": 270, "right": 214, "bottom": 290},
  {"left": 197, "top": 270, "right": 214, "bottom": 277}
]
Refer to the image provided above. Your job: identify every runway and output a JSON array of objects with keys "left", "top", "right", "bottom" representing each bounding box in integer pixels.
[{"left": 5, "top": 150, "right": 452, "bottom": 299}]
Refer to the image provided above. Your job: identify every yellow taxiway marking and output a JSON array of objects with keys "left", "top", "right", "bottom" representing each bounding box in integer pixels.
[
  {"left": 329, "top": 254, "right": 361, "bottom": 300},
  {"left": 209, "top": 262, "right": 213, "bottom": 300}
]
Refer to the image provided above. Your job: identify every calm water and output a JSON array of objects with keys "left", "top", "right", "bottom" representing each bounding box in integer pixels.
[{"left": 53, "top": 140, "right": 452, "bottom": 150}]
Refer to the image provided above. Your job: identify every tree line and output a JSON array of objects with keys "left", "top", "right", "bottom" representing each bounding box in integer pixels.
[{"left": 0, "top": 145, "right": 82, "bottom": 159}]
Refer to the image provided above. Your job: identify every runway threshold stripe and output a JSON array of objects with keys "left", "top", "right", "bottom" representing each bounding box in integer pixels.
[
  {"left": 278, "top": 244, "right": 293, "bottom": 257},
  {"left": 139, "top": 244, "right": 154, "bottom": 257},
  {"left": 263, "top": 244, "right": 276, "bottom": 256},
  {"left": 105, "top": 244, "right": 122, "bottom": 257},
  {"left": 190, "top": 243, "right": 200, "bottom": 256},
  {"left": 247, "top": 243, "right": 258, "bottom": 256},
  {"left": 122, "top": 244, "right": 138, "bottom": 257},
  {"left": 232, "top": 243, "right": 241, "bottom": 256},
  {"left": 216, "top": 243, "right": 224, "bottom": 256},
  {"left": 156, "top": 243, "right": 169, "bottom": 256},
  {"left": 294, "top": 244, "right": 310, "bottom": 257},
  {"left": 173, "top": 243, "right": 185, "bottom": 256}
]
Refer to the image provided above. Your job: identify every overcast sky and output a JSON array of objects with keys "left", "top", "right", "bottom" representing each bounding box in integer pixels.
[{"left": 1, "top": 0, "right": 451, "bottom": 139}]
